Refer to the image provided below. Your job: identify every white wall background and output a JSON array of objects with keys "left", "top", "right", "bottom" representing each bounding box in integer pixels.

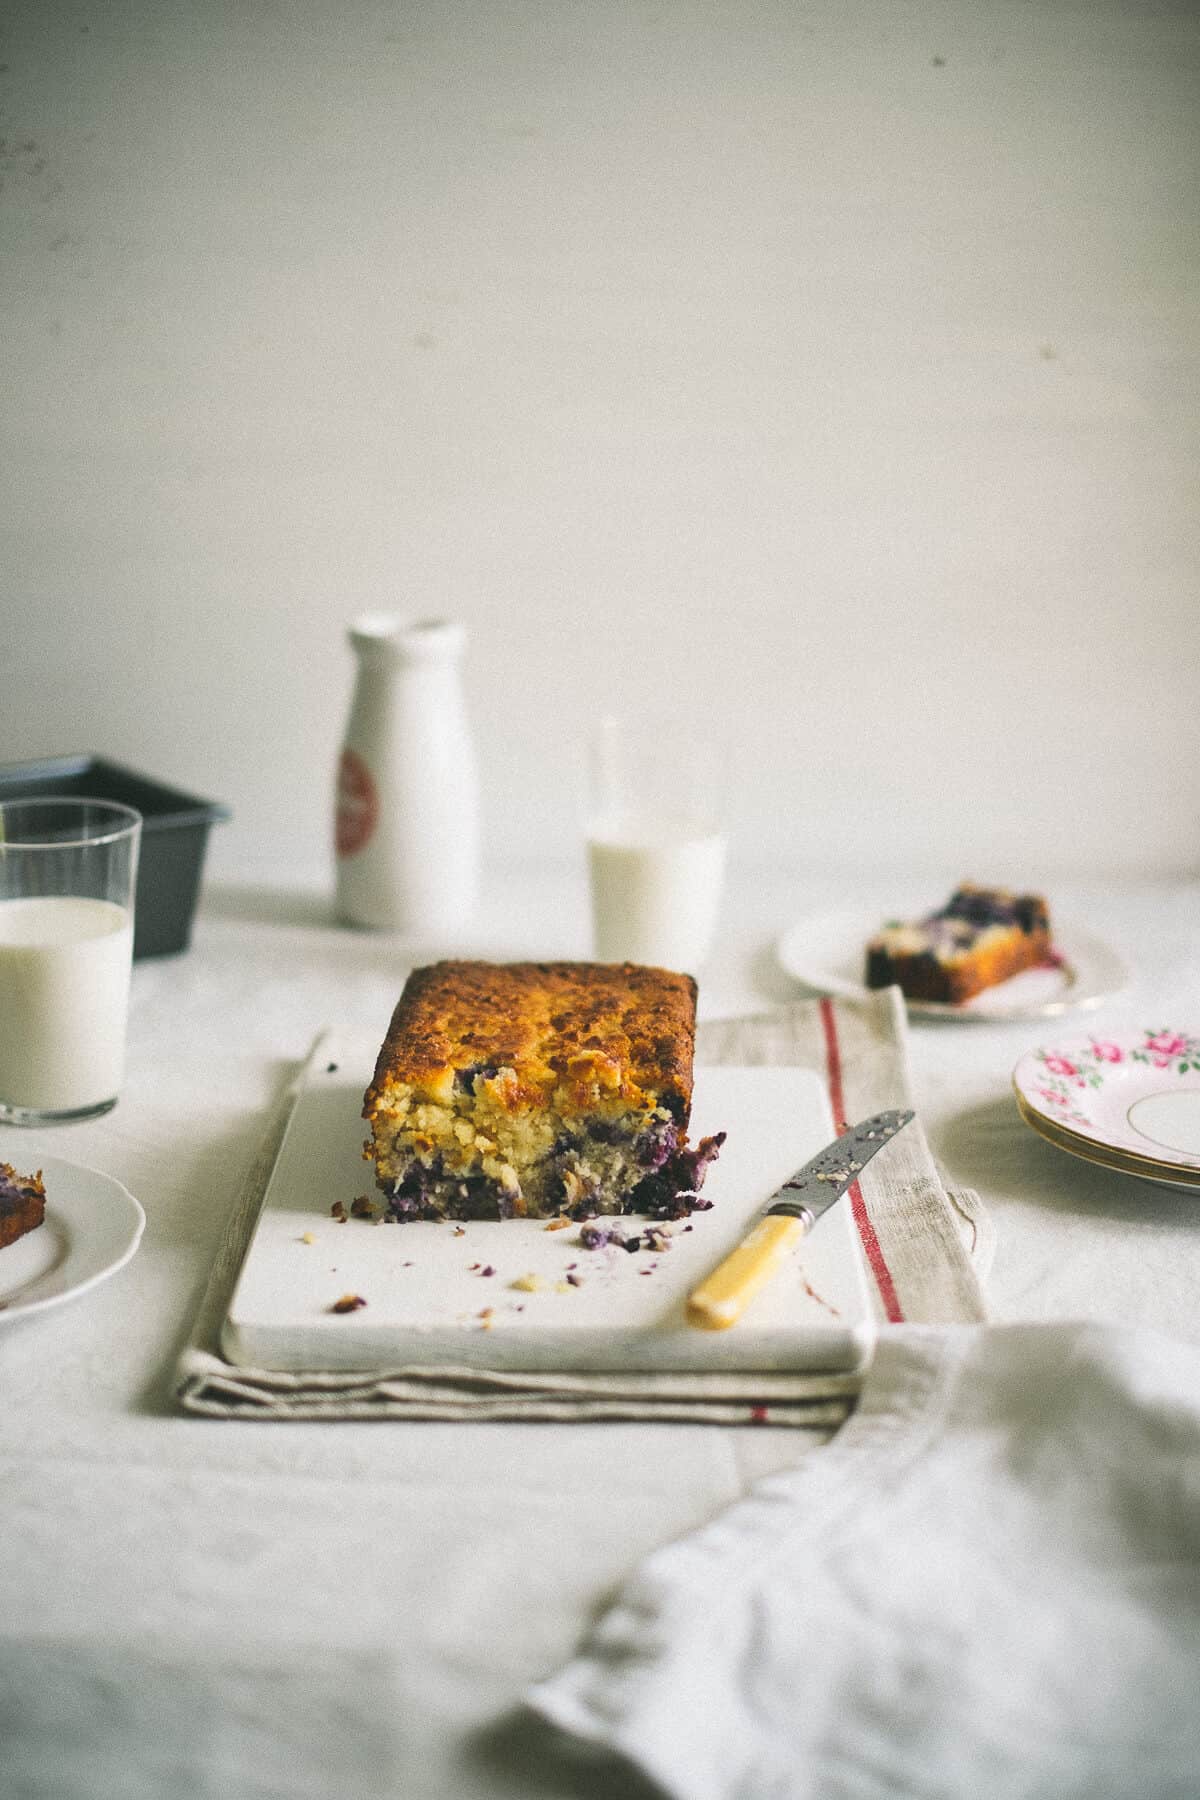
[{"left": 2, "top": 0, "right": 1197, "bottom": 887}]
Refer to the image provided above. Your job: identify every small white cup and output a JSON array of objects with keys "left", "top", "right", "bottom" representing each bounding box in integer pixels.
[
  {"left": 585, "top": 715, "right": 726, "bottom": 973},
  {"left": 0, "top": 799, "right": 142, "bottom": 1125}
]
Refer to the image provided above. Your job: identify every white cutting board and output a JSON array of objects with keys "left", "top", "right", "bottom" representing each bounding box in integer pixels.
[{"left": 221, "top": 1032, "right": 876, "bottom": 1374}]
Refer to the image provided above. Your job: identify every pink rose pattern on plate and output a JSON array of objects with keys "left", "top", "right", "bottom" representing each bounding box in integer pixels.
[{"left": 1031, "top": 1028, "right": 1200, "bottom": 1130}]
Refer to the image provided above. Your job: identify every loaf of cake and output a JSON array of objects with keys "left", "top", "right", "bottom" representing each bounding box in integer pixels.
[
  {"left": 865, "top": 884, "right": 1052, "bottom": 1005},
  {"left": 0, "top": 1162, "right": 46, "bottom": 1250},
  {"left": 363, "top": 960, "right": 724, "bottom": 1221}
]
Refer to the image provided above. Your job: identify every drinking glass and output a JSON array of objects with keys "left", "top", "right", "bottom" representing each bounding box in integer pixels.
[
  {"left": 0, "top": 799, "right": 142, "bottom": 1124},
  {"left": 585, "top": 714, "right": 726, "bottom": 972}
]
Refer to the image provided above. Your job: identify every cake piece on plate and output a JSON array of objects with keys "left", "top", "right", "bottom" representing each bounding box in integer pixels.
[
  {"left": 363, "top": 960, "right": 724, "bottom": 1221},
  {"left": 0, "top": 1162, "right": 47, "bottom": 1250},
  {"left": 865, "top": 883, "right": 1052, "bottom": 1005}
]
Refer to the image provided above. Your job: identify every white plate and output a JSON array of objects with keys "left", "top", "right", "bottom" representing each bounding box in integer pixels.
[
  {"left": 0, "top": 1154, "right": 145, "bottom": 1320},
  {"left": 1013, "top": 1026, "right": 1200, "bottom": 1191},
  {"left": 776, "top": 908, "right": 1129, "bottom": 1022},
  {"left": 222, "top": 1034, "right": 875, "bottom": 1375}
]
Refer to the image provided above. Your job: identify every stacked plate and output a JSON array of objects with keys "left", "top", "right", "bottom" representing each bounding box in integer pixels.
[{"left": 1012, "top": 1028, "right": 1200, "bottom": 1192}]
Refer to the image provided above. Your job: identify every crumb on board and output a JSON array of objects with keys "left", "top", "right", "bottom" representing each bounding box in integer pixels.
[
  {"left": 330, "top": 1200, "right": 348, "bottom": 1222},
  {"left": 544, "top": 1217, "right": 572, "bottom": 1232},
  {"left": 329, "top": 1293, "right": 367, "bottom": 1314},
  {"left": 478, "top": 1308, "right": 494, "bottom": 1329},
  {"left": 452, "top": 1225, "right": 466, "bottom": 1237},
  {"left": 578, "top": 1223, "right": 627, "bottom": 1251},
  {"left": 350, "top": 1195, "right": 376, "bottom": 1219},
  {"left": 511, "top": 1272, "right": 544, "bottom": 1293},
  {"left": 578, "top": 1220, "right": 674, "bottom": 1254},
  {"left": 299, "top": 1232, "right": 317, "bottom": 1245}
]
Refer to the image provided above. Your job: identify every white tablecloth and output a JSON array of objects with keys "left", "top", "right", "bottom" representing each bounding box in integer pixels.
[{"left": 1, "top": 867, "right": 1196, "bottom": 1799}]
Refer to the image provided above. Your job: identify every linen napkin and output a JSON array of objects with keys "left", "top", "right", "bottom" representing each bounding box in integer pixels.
[
  {"left": 175, "top": 990, "right": 989, "bottom": 1423},
  {"left": 528, "top": 1321, "right": 1200, "bottom": 1800}
]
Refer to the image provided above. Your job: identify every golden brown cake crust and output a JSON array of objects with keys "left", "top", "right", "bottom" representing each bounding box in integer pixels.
[
  {"left": 361, "top": 961, "right": 720, "bottom": 1222},
  {"left": 364, "top": 960, "right": 698, "bottom": 1121}
]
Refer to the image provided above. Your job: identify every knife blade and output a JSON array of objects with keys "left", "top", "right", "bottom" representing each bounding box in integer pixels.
[{"left": 685, "top": 1109, "right": 914, "bottom": 1330}]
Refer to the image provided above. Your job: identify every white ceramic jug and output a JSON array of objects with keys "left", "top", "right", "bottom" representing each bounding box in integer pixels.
[{"left": 334, "top": 615, "right": 480, "bottom": 934}]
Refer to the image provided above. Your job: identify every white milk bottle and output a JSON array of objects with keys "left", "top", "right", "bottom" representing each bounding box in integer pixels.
[{"left": 334, "top": 616, "right": 480, "bottom": 935}]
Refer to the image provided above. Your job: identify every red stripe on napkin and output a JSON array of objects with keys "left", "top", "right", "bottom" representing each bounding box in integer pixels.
[{"left": 819, "top": 997, "right": 905, "bottom": 1324}]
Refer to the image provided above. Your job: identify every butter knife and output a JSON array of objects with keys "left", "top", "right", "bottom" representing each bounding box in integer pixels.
[{"left": 685, "top": 1109, "right": 914, "bottom": 1330}]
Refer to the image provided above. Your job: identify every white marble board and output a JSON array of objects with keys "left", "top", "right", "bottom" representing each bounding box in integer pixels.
[{"left": 221, "top": 1033, "right": 875, "bottom": 1374}]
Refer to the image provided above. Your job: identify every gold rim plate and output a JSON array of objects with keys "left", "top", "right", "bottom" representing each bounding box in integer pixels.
[{"left": 1013, "top": 1090, "right": 1200, "bottom": 1192}]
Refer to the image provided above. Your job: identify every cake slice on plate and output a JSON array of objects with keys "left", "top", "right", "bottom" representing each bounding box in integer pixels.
[
  {"left": 865, "top": 884, "right": 1052, "bottom": 1005},
  {"left": 0, "top": 1162, "right": 46, "bottom": 1250}
]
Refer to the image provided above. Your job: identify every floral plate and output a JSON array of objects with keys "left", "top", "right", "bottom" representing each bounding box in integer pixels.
[{"left": 1012, "top": 1028, "right": 1200, "bottom": 1191}]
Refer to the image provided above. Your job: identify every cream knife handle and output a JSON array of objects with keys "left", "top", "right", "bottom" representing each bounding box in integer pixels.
[{"left": 685, "top": 1213, "right": 807, "bottom": 1331}]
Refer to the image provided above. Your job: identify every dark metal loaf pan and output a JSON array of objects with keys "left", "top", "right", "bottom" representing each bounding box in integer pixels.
[{"left": 0, "top": 754, "right": 230, "bottom": 958}]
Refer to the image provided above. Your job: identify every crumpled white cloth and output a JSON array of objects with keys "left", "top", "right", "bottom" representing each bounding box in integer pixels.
[{"left": 528, "top": 1322, "right": 1200, "bottom": 1800}]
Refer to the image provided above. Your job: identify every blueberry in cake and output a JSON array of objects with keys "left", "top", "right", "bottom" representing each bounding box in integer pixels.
[
  {"left": 363, "top": 961, "right": 724, "bottom": 1221},
  {"left": 0, "top": 1162, "right": 46, "bottom": 1250},
  {"left": 865, "top": 883, "right": 1052, "bottom": 1005}
]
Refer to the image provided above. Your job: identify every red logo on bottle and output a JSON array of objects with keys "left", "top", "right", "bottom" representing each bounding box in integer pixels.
[{"left": 336, "top": 748, "right": 379, "bottom": 859}]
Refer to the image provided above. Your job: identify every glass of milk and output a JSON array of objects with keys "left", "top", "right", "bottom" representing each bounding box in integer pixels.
[
  {"left": 0, "top": 799, "right": 142, "bottom": 1125},
  {"left": 585, "top": 714, "right": 726, "bottom": 973}
]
